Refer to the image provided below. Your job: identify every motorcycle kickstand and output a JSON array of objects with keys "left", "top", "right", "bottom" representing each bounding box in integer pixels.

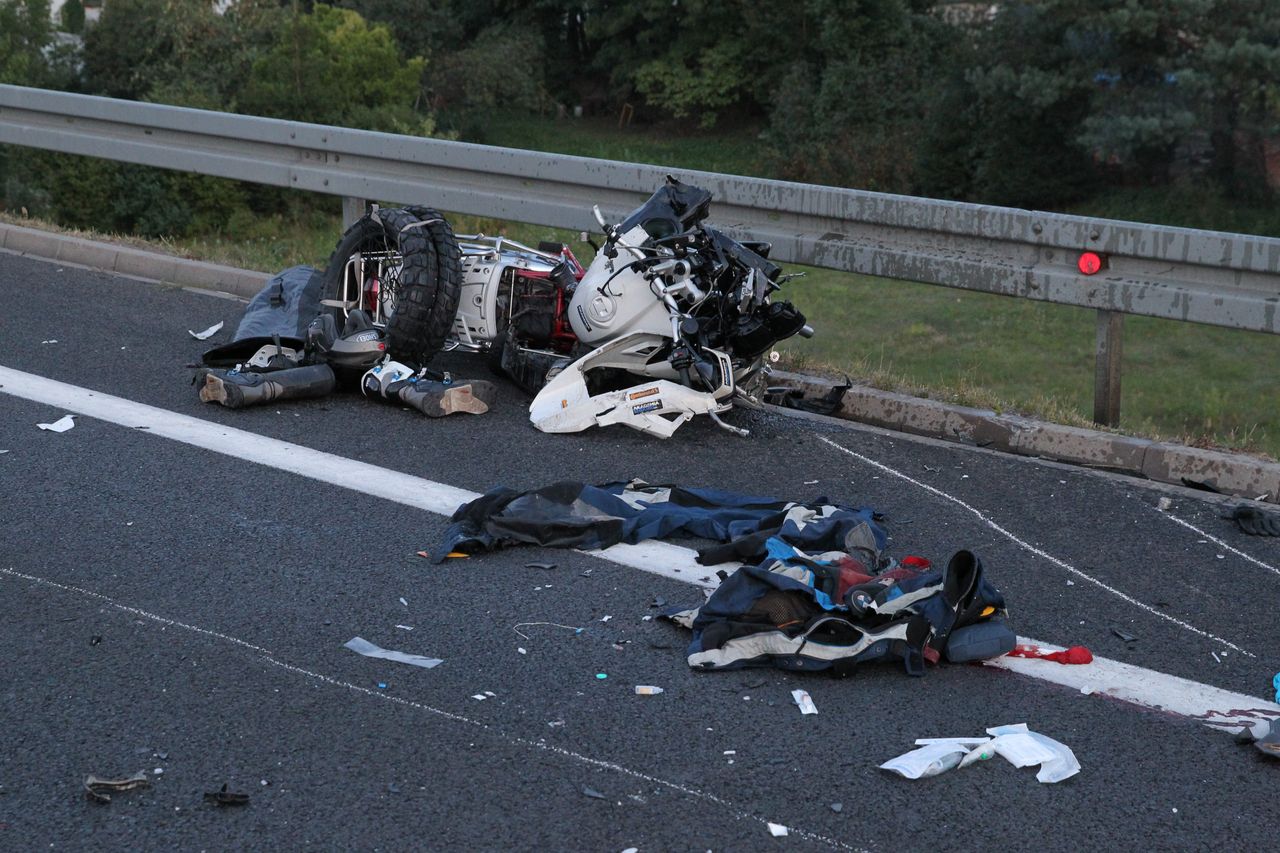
[{"left": 709, "top": 411, "right": 749, "bottom": 437}]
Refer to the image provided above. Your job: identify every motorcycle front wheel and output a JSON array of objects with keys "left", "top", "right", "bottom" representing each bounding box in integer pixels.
[{"left": 319, "top": 206, "right": 462, "bottom": 367}]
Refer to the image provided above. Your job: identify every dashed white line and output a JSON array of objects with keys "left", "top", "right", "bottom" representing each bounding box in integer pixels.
[{"left": 0, "top": 565, "right": 861, "bottom": 852}]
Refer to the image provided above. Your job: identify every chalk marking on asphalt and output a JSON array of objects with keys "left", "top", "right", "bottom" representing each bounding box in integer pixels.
[
  {"left": 0, "top": 566, "right": 861, "bottom": 853},
  {"left": 1158, "top": 509, "right": 1280, "bottom": 579},
  {"left": 0, "top": 365, "right": 1268, "bottom": 737},
  {"left": 985, "top": 637, "right": 1280, "bottom": 734},
  {"left": 818, "top": 435, "right": 1257, "bottom": 658},
  {"left": 0, "top": 365, "right": 723, "bottom": 589}
]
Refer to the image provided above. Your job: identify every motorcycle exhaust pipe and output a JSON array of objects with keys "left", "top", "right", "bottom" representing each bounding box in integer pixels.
[{"left": 798, "top": 324, "right": 815, "bottom": 338}]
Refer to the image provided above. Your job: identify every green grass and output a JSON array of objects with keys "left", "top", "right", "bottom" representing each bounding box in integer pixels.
[{"left": 775, "top": 267, "right": 1280, "bottom": 455}]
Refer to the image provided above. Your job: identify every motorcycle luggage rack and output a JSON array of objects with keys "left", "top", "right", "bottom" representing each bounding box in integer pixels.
[
  {"left": 322, "top": 250, "right": 401, "bottom": 327},
  {"left": 455, "top": 234, "right": 565, "bottom": 265}
]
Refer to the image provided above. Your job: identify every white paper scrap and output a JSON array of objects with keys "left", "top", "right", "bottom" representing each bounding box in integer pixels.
[
  {"left": 41, "top": 339, "right": 58, "bottom": 344},
  {"left": 37, "top": 414, "right": 75, "bottom": 433},
  {"left": 395, "top": 624, "right": 414, "bottom": 631},
  {"left": 768, "top": 823, "right": 788, "bottom": 837},
  {"left": 791, "top": 689, "right": 818, "bottom": 715},
  {"left": 343, "top": 636, "right": 442, "bottom": 669},
  {"left": 188, "top": 321, "right": 224, "bottom": 340},
  {"left": 399, "top": 597, "right": 408, "bottom": 607}
]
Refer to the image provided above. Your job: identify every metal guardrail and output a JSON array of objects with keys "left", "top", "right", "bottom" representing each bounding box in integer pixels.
[{"left": 3, "top": 84, "right": 1279, "bottom": 424}]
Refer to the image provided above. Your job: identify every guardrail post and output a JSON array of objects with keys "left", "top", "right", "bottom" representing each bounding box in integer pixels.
[
  {"left": 341, "top": 196, "right": 369, "bottom": 228},
  {"left": 1093, "top": 309, "right": 1124, "bottom": 427}
]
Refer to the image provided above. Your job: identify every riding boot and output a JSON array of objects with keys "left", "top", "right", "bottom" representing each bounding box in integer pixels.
[
  {"left": 197, "top": 364, "right": 337, "bottom": 409},
  {"left": 391, "top": 378, "right": 497, "bottom": 417}
]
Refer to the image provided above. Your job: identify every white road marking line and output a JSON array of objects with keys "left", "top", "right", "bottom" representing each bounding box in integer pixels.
[
  {"left": 987, "top": 637, "right": 1280, "bottom": 734},
  {"left": 817, "top": 435, "right": 1256, "bottom": 658},
  {"left": 1158, "top": 509, "right": 1280, "bottom": 578},
  {"left": 0, "top": 365, "right": 723, "bottom": 588},
  {"left": 0, "top": 365, "right": 1270, "bottom": 739},
  {"left": 0, "top": 566, "right": 862, "bottom": 853}
]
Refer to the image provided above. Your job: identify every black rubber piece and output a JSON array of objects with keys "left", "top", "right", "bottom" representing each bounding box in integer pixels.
[{"left": 319, "top": 207, "right": 461, "bottom": 367}]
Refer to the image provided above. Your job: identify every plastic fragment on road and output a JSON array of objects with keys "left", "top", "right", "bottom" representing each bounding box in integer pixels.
[
  {"left": 525, "top": 561, "right": 557, "bottom": 570},
  {"left": 37, "top": 414, "right": 75, "bottom": 433},
  {"left": 768, "top": 822, "right": 788, "bottom": 837},
  {"left": 792, "top": 689, "right": 818, "bottom": 715},
  {"left": 582, "top": 786, "right": 606, "bottom": 800},
  {"left": 1006, "top": 644, "right": 1093, "bottom": 665},
  {"left": 596, "top": 673, "right": 608, "bottom": 679},
  {"left": 399, "top": 597, "right": 408, "bottom": 607},
  {"left": 84, "top": 771, "right": 150, "bottom": 804},
  {"left": 634, "top": 685, "right": 664, "bottom": 695},
  {"left": 188, "top": 321, "right": 224, "bottom": 340},
  {"left": 343, "top": 636, "right": 442, "bottom": 669},
  {"left": 1112, "top": 628, "right": 1138, "bottom": 643},
  {"left": 203, "top": 784, "right": 250, "bottom": 806},
  {"left": 881, "top": 723, "right": 1079, "bottom": 784},
  {"left": 41, "top": 339, "right": 57, "bottom": 344}
]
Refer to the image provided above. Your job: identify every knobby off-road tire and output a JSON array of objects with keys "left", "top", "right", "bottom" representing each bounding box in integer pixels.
[{"left": 320, "top": 206, "right": 462, "bottom": 367}]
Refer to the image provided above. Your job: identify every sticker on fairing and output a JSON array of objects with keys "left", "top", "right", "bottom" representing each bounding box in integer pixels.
[
  {"left": 632, "top": 401, "right": 662, "bottom": 415},
  {"left": 628, "top": 388, "right": 660, "bottom": 400}
]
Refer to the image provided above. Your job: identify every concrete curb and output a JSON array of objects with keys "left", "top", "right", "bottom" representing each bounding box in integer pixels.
[
  {"left": 770, "top": 371, "right": 1280, "bottom": 501},
  {"left": 3, "top": 219, "right": 1277, "bottom": 501},
  {"left": 0, "top": 221, "right": 268, "bottom": 299}
]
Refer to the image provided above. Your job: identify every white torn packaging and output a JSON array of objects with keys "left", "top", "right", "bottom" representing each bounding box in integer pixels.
[
  {"left": 791, "top": 689, "right": 818, "bottom": 715},
  {"left": 882, "top": 723, "right": 1079, "bottom": 783},
  {"left": 343, "top": 636, "right": 443, "bottom": 669},
  {"left": 188, "top": 321, "right": 224, "bottom": 340},
  {"left": 37, "top": 414, "right": 76, "bottom": 433}
]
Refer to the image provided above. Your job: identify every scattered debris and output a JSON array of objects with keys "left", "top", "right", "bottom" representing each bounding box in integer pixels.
[
  {"left": 600, "top": 615, "right": 612, "bottom": 623},
  {"left": 41, "top": 339, "right": 58, "bottom": 344},
  {"left": 634, "top": 685, "right": 664, "bottom": 695},
  {"left": 768, "top": 822, "right": 789, "bottom": 837},
  {"left": 803, "top": 479, "right": 819, "bottom": 485},
  {"left": 471, "top": 694, "right": 487, "bottom": 701},
  {"left": 1112, "top": 629, "right": 1138, "bottom": 643},
  {"left": 1006, "top": 644, "right": 1093, "bottom": 665},
  {"left": 90, "top": 636, "right": 102, "bottom": 646},
  {"left": 84, "top": 772, "right": 150, "bottom": 804},
  {"left": 582, "top": 786, "right": 607, "bottom": 800},
  {"left": 1274, "top": 672, "right": 1280, "bottom": 703},
  {"left": 37, "top": 414, "right": 75, "bottom": 433},
  {"left": 415, "top": 551, "right": 431, "bottom": 558},
  {"left": 343, "top": 636, "right": 442, "bottom": 669},
  {"left": 595, "top": 673, "right": 608, "bottom": 680},
  {"left": 525, "top": 561, "right": 557, "bottom": 571},
  {"left": 188, "top": 321, "right": 225, "bottom": 341},
  {"left": 512, "top": 621, "right": 582, "bottom": 640},
  {"left": 792, "top": 689, "right": 818, "bottom": 715},
  {"left": 1224, "top": 505, "right": 1280, "bottom": 536},
  {"left": 394, "top": 625, "right": 414, "bottom": 631},
  {"left": 517, "top": 647, "right": 527, "bottom": 655},
  {"left": 1158, "top": 497, "right": 1172, "bottom": 511},
  {"left": 881, "top": 724, "right": 1079, "bottom": 783},
  {"left": 1181, "top": 477, "right": 1222, "bottom": 493},
  {"left": 203, "top": 784, "right": 250, "bottom": 807},
  {"left": 399, "top": 597, "right": 408, "bottom": 607},
  {"left": 1235, "top": 719, "right": 1280, "bottom": 759}
]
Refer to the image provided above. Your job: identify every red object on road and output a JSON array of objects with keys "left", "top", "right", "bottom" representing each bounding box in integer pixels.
[{"left": 1007, "top": 644, "right": 1094, "bottom": 665}]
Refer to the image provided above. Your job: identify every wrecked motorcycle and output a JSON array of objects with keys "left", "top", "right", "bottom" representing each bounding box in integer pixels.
[{"left": 319, "top": 177, "right": 812, "bottom": 437}]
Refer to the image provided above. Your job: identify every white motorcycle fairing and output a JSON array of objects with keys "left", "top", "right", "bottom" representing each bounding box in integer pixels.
[{"left": 529, "top": 332, "right": 739, "bottom": 439}]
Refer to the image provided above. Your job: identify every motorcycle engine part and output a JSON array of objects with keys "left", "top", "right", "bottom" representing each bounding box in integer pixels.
[{"left": 319, "top": 206, "right": 462, "bottom": 368}]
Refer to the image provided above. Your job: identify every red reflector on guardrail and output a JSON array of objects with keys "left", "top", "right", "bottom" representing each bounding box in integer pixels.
[{"left": 1078, "top": 251, "right": 1106, "bottom": 275}]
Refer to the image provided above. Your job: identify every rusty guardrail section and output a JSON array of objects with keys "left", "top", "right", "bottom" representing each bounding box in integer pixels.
[{"left": 3, "top": 84, "right": 1279, "bottom": 423}]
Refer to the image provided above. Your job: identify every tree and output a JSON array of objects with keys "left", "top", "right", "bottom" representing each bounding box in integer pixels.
[
  {"left": 237, "top": 4, "right": 430, "bottom": 133},
  {"left": 0, "top": 0, "right": 57, "bottom": 85}
]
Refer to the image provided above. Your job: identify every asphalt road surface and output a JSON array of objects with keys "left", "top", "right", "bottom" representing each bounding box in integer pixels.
[{"left": 2, "top": 253, "right": 1278, "bottom": 851}]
